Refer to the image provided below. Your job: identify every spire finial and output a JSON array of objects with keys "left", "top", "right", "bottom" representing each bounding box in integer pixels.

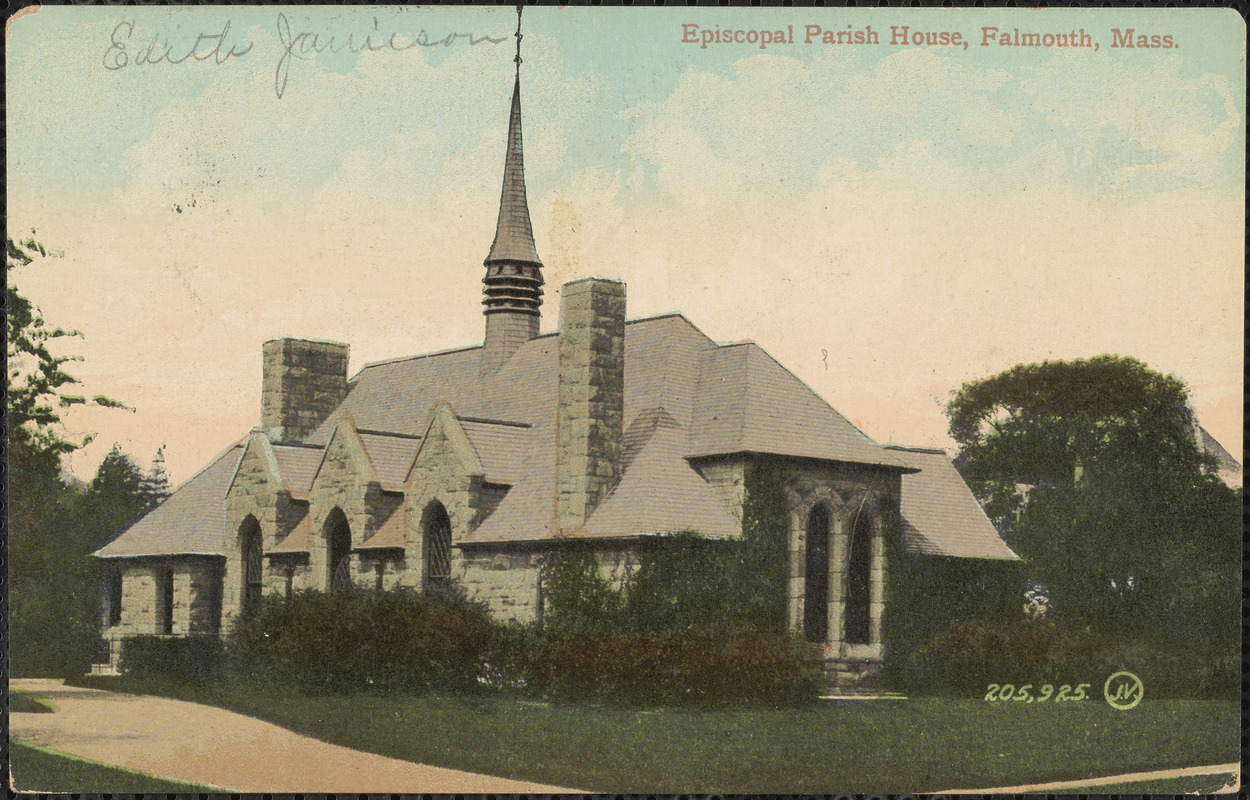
[{"left": 514, "top": 4, "right": 523, "bottom": 74}]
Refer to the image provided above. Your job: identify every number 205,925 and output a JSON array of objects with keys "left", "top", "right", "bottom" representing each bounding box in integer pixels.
[{"left": 984, "top": 683, "right": 1091, "bottom": 703}]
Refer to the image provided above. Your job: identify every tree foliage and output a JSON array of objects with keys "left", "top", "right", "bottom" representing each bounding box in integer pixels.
[
  {"left": 945, "top": 355, "right": 1238, "bottom": 640},
  {"left": 6, "top": 235, "right": 141, "bottom": 676},
  {"left": 10, "top": 445, "right": 154, "bottom": 676},
  {"left": 947, "top": 355, "right": 1209, "bottom": 523}
]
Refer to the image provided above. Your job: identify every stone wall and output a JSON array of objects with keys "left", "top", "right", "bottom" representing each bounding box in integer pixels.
[
  {"left": 261, "top": 337, "right": 350, "bottom": 443},
  {"left": 556, "top": 278, "right": 626, "bottom": 533},
  {"left": 305, "top": 418, "right": 390, "bottom": 593},
  {"left": 782, "top": 461, "right": 902, "bottom": 665},
  {"left": 460, "top": 550, "right": 543, "bottom": 622},
  {"left": 223, "top": 433, "right": 305, "bottom": 628},
  {"left": 106, "top": 557, "right": 225, "bottom": 637}
]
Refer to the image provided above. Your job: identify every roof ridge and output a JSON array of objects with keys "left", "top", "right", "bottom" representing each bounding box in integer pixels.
[
  {"left": 355, "top": 342, "right": 484, "bottom": 373},
  {"left": 457, "top": 415, "right": 533, "bottom": 429},
  {"left": 357, "top": 428, "right": 424, "bottom": 440}
]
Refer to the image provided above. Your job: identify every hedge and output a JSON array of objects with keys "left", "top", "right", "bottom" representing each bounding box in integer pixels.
[
  {"left": 229, "top": 588, "right": 493, "bottom": 694},
  {"left": 119, "top": 635, "right": 227, "bottom": 683},
  {"left": 526, "top": 626, "right": 823, "bottom": 706}
]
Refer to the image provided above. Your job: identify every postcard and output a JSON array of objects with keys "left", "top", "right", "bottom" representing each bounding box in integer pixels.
[{"left": 7, "top": 4, "right": 1243, "bottom": 794}]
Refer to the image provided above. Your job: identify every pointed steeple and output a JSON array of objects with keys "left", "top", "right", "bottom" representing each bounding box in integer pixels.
[
  {"left": 485, "top": 75, "right": 542, "bottom": 266},
  {"left": 482, "top": 6, "right": 544, "bottom": 373}
]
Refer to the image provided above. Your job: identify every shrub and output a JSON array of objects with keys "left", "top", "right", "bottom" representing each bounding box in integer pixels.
[
  {"left": 879, "top": 618, "right": 1238, "bottom": 700},
  {"left": 119, "top": 635, "right": 226, "bottom": 683},
  {"left": 527, "top": 626, "right": 822, "bottom": 706},
  {"left": 229, "top": 587, "right": 493, "bottom": 694}
]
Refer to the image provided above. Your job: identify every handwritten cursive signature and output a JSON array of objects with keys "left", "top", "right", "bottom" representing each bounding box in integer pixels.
[
  {"left": 274, "top": 12, "right": 508, "bottom": 99},
  {"left": 103, "top": 20, "right": 253, "bottom": 71}
]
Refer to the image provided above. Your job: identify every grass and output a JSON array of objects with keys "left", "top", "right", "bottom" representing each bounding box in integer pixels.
[
  {"left": 10, "top": 689, "right": 57, "bottom": 714},
  {"left": 9, "top": 739, "right": 222, "bottom": 793},
  {"left": 68, "top": 673, "right": 1238, "bottom": 793}
]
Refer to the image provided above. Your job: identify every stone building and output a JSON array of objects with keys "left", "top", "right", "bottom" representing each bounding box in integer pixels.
[{"left": 93, "top": 46, "right": 1016, "bottom": 681}]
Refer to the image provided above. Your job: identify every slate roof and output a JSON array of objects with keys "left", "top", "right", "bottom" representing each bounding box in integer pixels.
[
  {"left": 580, "top": 424, "right": 741, "bottom": 540},
  {"left": 889, "top": 446, "right": 1018, "bottom": 560},
  {"left": 98, "top": 313, "right": 1010, "bottom": 559},
  {"left": 272, "top": 444, "right": 322, "bottom": 495},
  {"left": 459, "top": 419, "right": 531, "bottom": 485},
  {"left": 1199, "top": 425, "right": 1242, "bottom": 487},
  {"left": 95, "top": 443, "right": 244, "bottom": 558},
  {"left": 358, "top": 432, "right": 421, "bottom": 486},
  {"left": 270, "top": 505, "right": 315, "bottom": 554}
]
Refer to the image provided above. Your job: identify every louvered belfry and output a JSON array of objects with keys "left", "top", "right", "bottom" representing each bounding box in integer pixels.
[{"left": 481, "top": 69, "right": 545, "bottom": 374}]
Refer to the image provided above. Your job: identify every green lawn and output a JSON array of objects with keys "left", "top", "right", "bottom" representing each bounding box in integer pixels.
[
  {"left": 9, "top": 739, "right": 221, "bottom": 793},
  {"left": 68, "top": 675, "right": 1238, "bottom": 793},
  {"left": 9, "top": 690, "right": 56, "bottom": 714}
]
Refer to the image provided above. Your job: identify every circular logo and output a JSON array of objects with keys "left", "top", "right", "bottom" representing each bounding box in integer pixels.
[{"left": 1104, "top": 671, "right": 1144, "bottom": 710}]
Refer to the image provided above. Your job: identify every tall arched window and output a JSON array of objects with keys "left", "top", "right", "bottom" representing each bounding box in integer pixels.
[
  {"left": 326, "top": 508, "right": 353, "bottom": 592},
  {"left": 421, "top": 501, "right": 452, "bottom": 587},
  {"left": 240, "top": 517, "right": 264, "bottom": 616},
  {"left": 845, "top": 511, "right": 873, "bottom": 644},
  {"left": 804, "top": 504, "right": 831, "bottom": 643}
]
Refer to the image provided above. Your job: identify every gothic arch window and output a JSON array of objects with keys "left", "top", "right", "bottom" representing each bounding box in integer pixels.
[
  {"left": 325, "top": 508, "right": 353, "bottom": 593},
  {"left": 240, "top": 516, "right": 264, "bottom": 616},
  {"left": 845, "top": 510, "right": 873, "bottom": 644},
  {"left": 421, "top": 501, "right": 453, "bottom": 587},
  {"left": 804, "top": 503, "right": 832, "bottom": 643}
]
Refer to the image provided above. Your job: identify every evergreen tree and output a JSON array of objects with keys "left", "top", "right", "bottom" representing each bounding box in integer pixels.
[{"left": 140, "top": 444, "right": 172, "bottom": 508}]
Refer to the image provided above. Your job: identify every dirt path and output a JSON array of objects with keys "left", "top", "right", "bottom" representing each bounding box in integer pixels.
[
  {"left": 10, "top": 679, "right": 579, "bottom": 793},
  {"left": 940, "top": 762, "right": 1241, "bottom": 795}
]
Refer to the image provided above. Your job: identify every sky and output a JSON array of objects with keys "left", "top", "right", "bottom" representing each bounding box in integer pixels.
[{"left": 7, "top": 6, "right": 1245, "bottom": 485}]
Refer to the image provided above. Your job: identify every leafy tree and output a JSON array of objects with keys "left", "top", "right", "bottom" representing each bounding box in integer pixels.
[
  {"left": 6, "top": 235, "right": 134, "bottom": 676},
  {"left": 7, "top": 234, "right": 128, "bottom": 478},
  {"left": 947, "top": 355, "right": 1208, "bottom": 524},
  {"left": 946, "top": 355, "right": 1238, "bottom": 637}
]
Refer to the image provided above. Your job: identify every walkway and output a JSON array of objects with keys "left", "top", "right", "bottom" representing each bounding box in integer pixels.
[
  {"left": 941, "top": 762, "right": 1241, "bottom": 794},
  {"left": 10, "top": 679, "right": 578, "bottom": 793}
]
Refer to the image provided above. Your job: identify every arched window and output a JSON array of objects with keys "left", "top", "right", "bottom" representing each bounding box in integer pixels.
[
  {"left": 804, "top": 504, "right": 831, "bottom": 643},
  {"left": 325, "top": 508, "right": 353, "bottom": 592},
  {"left": 421, "top": 501, "right": 452, "bottom": 586},
  {"left": 238, "top": 517, "right": 264, "bottom": 616},
  {"left": 845, "top": 511, "right": 873, "bottom": 644}
]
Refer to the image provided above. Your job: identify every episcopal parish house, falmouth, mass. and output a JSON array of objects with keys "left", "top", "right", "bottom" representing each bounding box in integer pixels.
[{"left": 93, "top": 17, "right": 1016, "bottom": 684}]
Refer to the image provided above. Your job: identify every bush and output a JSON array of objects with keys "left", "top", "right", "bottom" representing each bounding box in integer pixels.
[
  {"left": 526, "top": 626, "right": 822, "bottom": 706},
  {"left": 878, "top": 619, "right": 1236, "bottom": 700},
  {"left": 229, "top": 587, "right": 493, "bottom": 694},
  {"left": 119, "top": 635, "right": 226, "bottom": 683}
]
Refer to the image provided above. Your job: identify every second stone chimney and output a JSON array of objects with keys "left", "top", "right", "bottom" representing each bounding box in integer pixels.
[
  {"left": 261, "top": 338, "right": 350, "bottom": 443},
  {"left": 556, "top": 278, "right": 626, "bottom": 533}
]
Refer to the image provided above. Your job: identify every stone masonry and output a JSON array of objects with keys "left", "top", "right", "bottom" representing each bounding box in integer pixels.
[
  {"left": 261, "top": 338, "right": 350, "bottom": 443},
  {"left": 556, "top": 278, "right": 626, "bottom": 533}
]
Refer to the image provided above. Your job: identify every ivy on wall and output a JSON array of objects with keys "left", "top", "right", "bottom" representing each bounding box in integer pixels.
[{"left": 540, "top": 457, "right": 794, "bottom": 634}]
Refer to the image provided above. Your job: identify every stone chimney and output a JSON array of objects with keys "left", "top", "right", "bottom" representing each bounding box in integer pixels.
[
  {"left": 556, "top": 278, "right": 626, "bottom": 532},
  {"left": 261, "top": 338, "right": 350, "bottom": 443}
]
